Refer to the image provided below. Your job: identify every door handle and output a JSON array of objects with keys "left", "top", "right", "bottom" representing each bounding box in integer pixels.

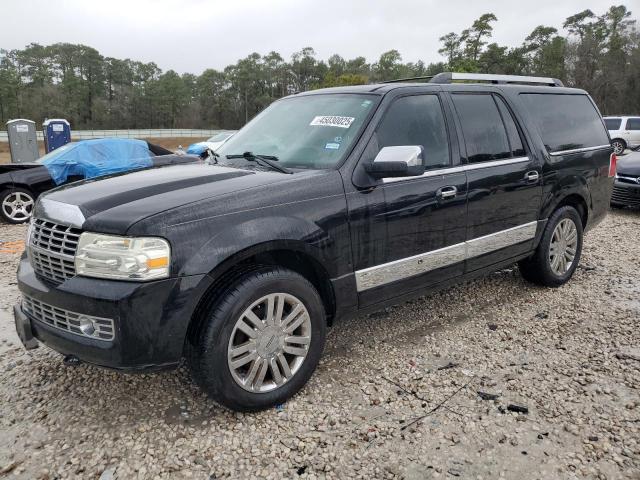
[
  {"left": 437, "top": 186, "right": 457, "bottom": 199},
  {"left": 524, "top": 171, "right": 539, "bottom": 183}
]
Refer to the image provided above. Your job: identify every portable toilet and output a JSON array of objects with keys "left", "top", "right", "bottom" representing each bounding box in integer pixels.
[
  {"left": 6, "top": 119, "right": 39, "bottom": 163},
  {"left": 43, "top": 119, "right": 71, "bottom": 153}
]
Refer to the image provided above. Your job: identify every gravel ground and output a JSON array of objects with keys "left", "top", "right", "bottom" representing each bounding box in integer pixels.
[{"left": 0, "top": 210, "right": 638, "bottom": 480}]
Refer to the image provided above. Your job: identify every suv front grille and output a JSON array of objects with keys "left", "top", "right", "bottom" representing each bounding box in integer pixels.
[
  {"left": 29, "top": 219, "right": 82, "bottom": 285},
  {"left": 22, "top": 295, "right": 115, "bottom": 341}
]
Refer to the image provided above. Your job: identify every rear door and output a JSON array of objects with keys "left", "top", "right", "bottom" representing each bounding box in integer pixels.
[
  {"left": 347, "top": 92, "right": 468, "bottom": 307},
  {"left": 626, "top": 117, "right": 640, "bottom": 147},
  {"left": 449, "top": 92, "right": 542, "bottom": 272}
]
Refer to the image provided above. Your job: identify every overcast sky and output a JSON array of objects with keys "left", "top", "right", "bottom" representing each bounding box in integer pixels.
[{"left": 0, "top": 0, "right": 631, "bottom": 74}]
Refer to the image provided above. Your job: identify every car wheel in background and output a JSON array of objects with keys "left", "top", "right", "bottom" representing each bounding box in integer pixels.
[
  {"left": 518, "top": 206, "right": 583, "bottom": 288},
  {"left": 187, "top": 267, "right": 327, "bottom": 411},
  {"left": 611, "top": 139, "right": 626, "bottom": 155},
  {"left": 0, "top": 188, "right": 35, "bottom": 224}
]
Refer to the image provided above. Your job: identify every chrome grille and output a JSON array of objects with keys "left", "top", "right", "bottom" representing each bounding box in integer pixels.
[
  {"left": 29, "top": 218, "right": 82, "bottom": 284},
  {"left": 22, "top": 295, "right": 115, "bottom": 341}
]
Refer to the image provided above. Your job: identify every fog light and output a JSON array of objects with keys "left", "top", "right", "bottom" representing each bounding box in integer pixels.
[{"left": 78, "top": 316, "right": 97, "bottom": 337}]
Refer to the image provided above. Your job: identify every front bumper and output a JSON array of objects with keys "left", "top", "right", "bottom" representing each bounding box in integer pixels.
[
  {"left": 611, "top": 179, "right": 640, "bottom": 207},
  {"left": 16, "top": 254, "right": 207, "bottom": 370}
]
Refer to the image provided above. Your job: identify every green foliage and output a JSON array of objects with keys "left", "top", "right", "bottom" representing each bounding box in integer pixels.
[{"left": 0, "top": 5, "right": 638, "bottom": 129}]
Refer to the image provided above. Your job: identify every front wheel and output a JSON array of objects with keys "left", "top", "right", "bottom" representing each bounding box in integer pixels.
[
  {"left": 187, "top": 267, "right": 326, "bottom": 411},
  {"left": 0, "top": 188, "right": 35, "bottom": 224},
  {"left": 518, "top": 206, "right": 583, "bottom": 287}
]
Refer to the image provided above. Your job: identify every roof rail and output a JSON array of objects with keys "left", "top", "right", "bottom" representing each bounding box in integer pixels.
[
  {"left": 430, "top": 72, "right": 564, "bottom": 87},
  {"left": 381, "top": 76, "right": 434, "bottom": 84}
]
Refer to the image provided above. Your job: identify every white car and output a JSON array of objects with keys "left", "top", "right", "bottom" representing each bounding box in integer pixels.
[
  {"left": 186, "top": 131, "right": 237, "bottom": 155},
  {"left": 604, "top": 116, "right": 640, "bottom": 155}
]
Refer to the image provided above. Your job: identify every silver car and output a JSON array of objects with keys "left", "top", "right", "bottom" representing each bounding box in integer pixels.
[{"left": 604, "top": 116, "right": 640, "bottom": 155}]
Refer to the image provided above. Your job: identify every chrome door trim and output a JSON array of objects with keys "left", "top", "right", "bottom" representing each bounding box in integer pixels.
[
  {"left": 354, "top": 220, "right": 539, "bottom": 292},
  {"left": 382, "top": 156, "right": 530, "bottom": 184},
  {"left": 466, "top": 221, "right": 538, "bottom": 258},
  {"left": 355, "top": 243, "right": 467, "bottom": 292},
  {"left": 548, "top": 144, "right": 611, "bottom": 156}
]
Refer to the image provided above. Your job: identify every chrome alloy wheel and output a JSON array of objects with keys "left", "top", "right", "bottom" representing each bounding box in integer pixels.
[
  {"left": 549, "top": 218, "right": 578, "bottom": 276},
  {"left": 227, "top": 293, "right": 312, "bottom": 393},
  {"left": 1, "top": 191, "right": 34, "bottom": 222},
  {"left": 612, "top": 140, "right": 625, "bottom": 155}
]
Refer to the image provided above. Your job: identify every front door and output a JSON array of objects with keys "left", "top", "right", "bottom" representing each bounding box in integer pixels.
[
  {"left": 448, "top": 92, "right": 542, "bottom": 272},
  {"left": 347, "top": 93, "right": 468, "bottom": 307}
]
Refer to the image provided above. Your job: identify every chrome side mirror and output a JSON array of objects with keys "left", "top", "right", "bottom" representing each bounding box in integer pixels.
[{"left": 365, "top": 146, "right": 425, "bottom": 178}]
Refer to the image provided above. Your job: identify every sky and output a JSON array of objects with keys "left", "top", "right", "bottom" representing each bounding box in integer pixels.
[{"left": 0, "top": 0, "right": 631, "bottom": 74}]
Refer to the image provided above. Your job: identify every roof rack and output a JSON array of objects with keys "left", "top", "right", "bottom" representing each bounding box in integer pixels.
[
  {"left": 381, "top": 76, "right": 434, "bottom": 84},
  {"left": 429, "top": 72, "right": 564, "bottom": 87}
]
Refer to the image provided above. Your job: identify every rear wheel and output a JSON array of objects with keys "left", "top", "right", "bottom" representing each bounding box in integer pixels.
[
  {"left": 187, "top": 267, "right": 326, "bottom": 411},
  {"left": 518, "top": 206, "right": 583, "bottom": 287},
  {"left": 0, "top": 188, "right": 35, "bottom": 224},
  {"left": 611, "top": 139, "right": 626, "bottom": 155}
]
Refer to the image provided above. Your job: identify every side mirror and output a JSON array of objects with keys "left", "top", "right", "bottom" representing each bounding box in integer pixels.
[{"left": 365, "top": 146, "right": 425, "bottom": 178}]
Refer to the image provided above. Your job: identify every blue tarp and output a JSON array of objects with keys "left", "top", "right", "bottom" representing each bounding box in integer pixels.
[{"left": 40, "top": 139, "right": 154, "bottom": 185}]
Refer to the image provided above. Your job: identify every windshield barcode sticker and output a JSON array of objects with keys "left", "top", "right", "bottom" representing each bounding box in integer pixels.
[{"left": 310, "top": 116, "right": 355, "bottom": 128}]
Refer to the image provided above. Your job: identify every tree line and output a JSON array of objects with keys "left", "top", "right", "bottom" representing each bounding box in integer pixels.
[{"left": 0, "top": 5, "right": 637, "bottom": 130}]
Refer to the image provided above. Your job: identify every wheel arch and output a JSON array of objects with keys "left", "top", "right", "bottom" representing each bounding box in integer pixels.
[{"left": 185, "top": 241, "right": 337, "bottom": 347}]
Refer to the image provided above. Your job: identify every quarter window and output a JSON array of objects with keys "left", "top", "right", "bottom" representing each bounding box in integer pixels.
[
  {"left": 451, "top": 94, "right": 511, "bottom": 163},
  {"left": 519, "top": 93, "right": 609, "bottom": 152},
  {"left": 376, "top": 95, "right": 450, "bottom": 169},
  {"left": 627, "top": 118, "right": 640, "bottom": 130}
]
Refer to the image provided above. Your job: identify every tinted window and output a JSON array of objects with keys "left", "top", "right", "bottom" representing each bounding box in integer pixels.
[
  {"left": 627, "top": 118, "right": 640, "bottom": 130},
  {"left": 376, "top": 95, "right": 450, "bottom": 169},
  {"left": 452, "top": 94, "right": 511, "bottom": 163},
  {"left": 604, "top": 118, "right": 622, "bottom": 130},
  {"left": 494, "top": 96, "right": 526, "bottom": 157},
  {"left": 519, "top": 94, "right": 609, "bottom": 152}
]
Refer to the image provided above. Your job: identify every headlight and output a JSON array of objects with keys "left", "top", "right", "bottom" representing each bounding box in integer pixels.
[{"left": 75, "top": 233, "right": 170, "bottom": 281}]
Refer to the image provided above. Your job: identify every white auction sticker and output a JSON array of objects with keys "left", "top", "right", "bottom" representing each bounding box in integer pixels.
[{"left": 309, "top": 116, "right": 355, "bottom": 128}]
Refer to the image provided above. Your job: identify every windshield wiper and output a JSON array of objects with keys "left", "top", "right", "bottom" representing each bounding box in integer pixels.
[{"left": 225, "top": 152, "right": 292, "bottom": 174}]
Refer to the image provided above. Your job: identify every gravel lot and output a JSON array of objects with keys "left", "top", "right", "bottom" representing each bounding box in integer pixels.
[{"left": 0, "top": 209, "right": 638, "bottom": 480}]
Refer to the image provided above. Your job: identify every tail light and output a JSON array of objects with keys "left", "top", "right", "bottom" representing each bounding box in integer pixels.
[{"left": 609, "top": 152, "right": 617, "bottom": 177}]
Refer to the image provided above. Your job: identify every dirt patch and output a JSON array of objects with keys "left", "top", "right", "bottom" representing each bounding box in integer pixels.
[{"left": 0, "top": 211, "right": 638, "bottom": 479}]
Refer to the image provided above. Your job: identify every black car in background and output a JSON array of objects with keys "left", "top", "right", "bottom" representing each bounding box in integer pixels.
[
  {"left": 0, "top": 139, "right": 191, "bottom": 224},
  {"left": 14, "top": 73, "right": 615, "bottom": 411},
  {"left": 611, "top": 150, "right": 640, "bottom": 208}
]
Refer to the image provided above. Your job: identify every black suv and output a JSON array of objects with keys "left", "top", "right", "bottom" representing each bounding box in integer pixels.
[{"left": 14, "top": 73, "right": 615, "bottom": 411}]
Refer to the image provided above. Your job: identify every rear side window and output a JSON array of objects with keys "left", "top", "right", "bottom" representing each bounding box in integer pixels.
[
  {"left": 451, "top": 93, "right": 510, "bottom": 163},
  {"left": 627, "top": 118, "right": 640, "bottom": 130},
  {"left": 494, "top": 96, "right": 526, "bottom": 157},
  {"left": 519, "top": 94, "right": 609, "bottom": 153},
  {"left": 604, "top": 118, "right": 622, "bottom": 130},
  {"left": 376, "top": 94, "right": 450, "bottom": 169}
]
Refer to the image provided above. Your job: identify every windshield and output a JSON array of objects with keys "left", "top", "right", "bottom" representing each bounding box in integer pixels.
[
  {"left": 207, "top": 132, "right": 234, "bottom": 142},
  {"left": 217, "top": 94, "right": 377, "bottom": 169},
  {"left": 35, "top": 143, "right": 75, "bottom": 163}
]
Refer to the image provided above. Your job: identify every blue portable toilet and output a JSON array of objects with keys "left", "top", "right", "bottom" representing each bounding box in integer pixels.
[{"left": 42, "top": 119, "right": 71, "bottom": 153}]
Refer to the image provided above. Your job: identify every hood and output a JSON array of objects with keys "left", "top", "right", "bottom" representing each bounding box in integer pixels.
[
  {"left": 617, "top": 151, "right": 640, "bottom": 176},
  {"left": 0, "top": 163, "right": 40, "bottom": 174},
  {"left": 36, "top": 163, "right": 293, "bottom": 233}
]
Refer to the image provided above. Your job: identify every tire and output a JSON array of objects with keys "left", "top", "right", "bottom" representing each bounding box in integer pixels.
[
  {"left": 611, "top": 139, "right": 626, "bottom": 155},
  {"left": 187, "top": 267, "right": 326, "bottom": 412},
  {"left": 518, "top": 206, "right": 583, "bottom": 288},
  {"left": 0, "top": 188, "right": 35, "bottom": 224}
]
